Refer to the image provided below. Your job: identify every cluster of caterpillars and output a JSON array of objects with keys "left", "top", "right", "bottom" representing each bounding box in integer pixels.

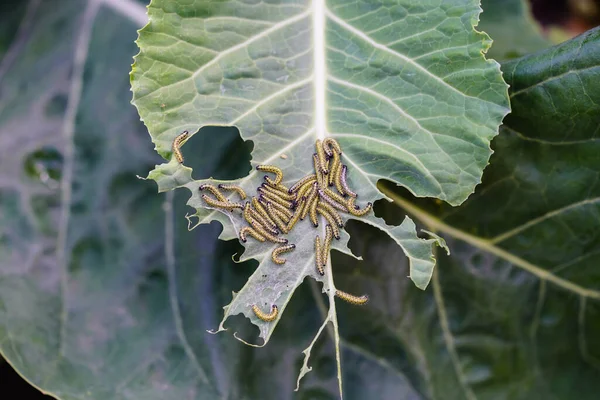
[{"left": 172, "top": 133, "right": 369, "bottom": 322}]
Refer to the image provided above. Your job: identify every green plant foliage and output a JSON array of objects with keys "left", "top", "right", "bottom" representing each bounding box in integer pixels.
[
  {"left": 479, "top": 0, "right": 549, "bottom": 60},
  {"left": 375, "top": 26, "right": 600, "bottom": 399},
  {"left": 131, "top": 0, "right": 509, "bottom": 394},
  {"left": 2, "top": 1, "right": 597, "bottom": 400}
]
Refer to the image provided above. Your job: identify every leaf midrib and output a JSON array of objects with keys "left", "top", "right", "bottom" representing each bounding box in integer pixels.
[{"left": 381, "top": 186, "right": 600, "bottom": 300}]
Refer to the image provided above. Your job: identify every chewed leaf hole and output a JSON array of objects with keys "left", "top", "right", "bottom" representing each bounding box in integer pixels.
[
  {"left": 23, "top": 146, "right": 63, "bottom": 188},
  {"left": 185, "top": 126, "right": 252, "bottom": 181}
]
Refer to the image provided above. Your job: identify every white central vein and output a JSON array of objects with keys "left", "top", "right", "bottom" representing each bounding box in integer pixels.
[{"left": 313, "top": 0, "right": 327, "bottom": 140}]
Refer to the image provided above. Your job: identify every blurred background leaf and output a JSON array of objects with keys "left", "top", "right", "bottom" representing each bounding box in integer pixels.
[{"left": 479, "top": 0, "right": 550, "bottom": 60}]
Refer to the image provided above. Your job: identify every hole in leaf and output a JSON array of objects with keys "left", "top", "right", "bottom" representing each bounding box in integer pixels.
[
  {"left": 185, "top": 126, "right": 252, "bottom": 181},
  {"left": 23, "top": 146, "right": 63, "bottom": 187}
]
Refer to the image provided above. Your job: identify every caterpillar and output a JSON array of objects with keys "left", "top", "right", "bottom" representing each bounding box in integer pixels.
[
  {"left": 259, "top": 195, "right": 293, "bottom": 219},
  {"left": 286, "top": 205, "right": 302, "bottom": 231},
  {"left": 322, "top": 224, "right": 333, "bottom": 266},
  {"left": 317, "top": 201, "right": 344, "bottom": 227},
  {"left": 333, "top": 158, "right": 345, "bottom": 195},
  {"left": 248, "top": 216, "right": 288, "bottom": 244},
  {"left": 271, "top": 244, "right": 296, "bottom": 264},
  {"left": 309, "top": 196, "right": 319, "bottom": 227},
  {"left": 323, "top": 138, "right": 342, "bottom": 156},
  {"left": 251, "top": 304, "right": 278, "bottom": 322},
  {"left": 239, "top": 226, "right": 266, "bottom": 243},
  {"left": 300, "top": 183, "right": 318, "bottom": 220},
  {"left": 252, "top": 197, "right": 277, "bottom": 229},
  {"left": 273, "top": 182, "right": 290, "bottom": 193},
  {"left": 323, "top": 187, "right": 347, "bottom": 206},
  {"left": 172, "top": 130, "right": 189, "bottom": 163},
  {"left": 340, "top": 165, "right": 357, "bottom": 198},
  {"left": 260, "top": 184, "right": 296, "bottom": 201},
  {"left": 258, "top": 187, "right": 294, "bottom": 209},
  {"left": 296, "top": 177, "right": 317, "bottom": 200},
  {"left": 256, "top": 165, "right": 283, "bottom": 186},
  {"left": 199, "top": 184, "right": 228, "bottom": 202},
  {"left": 313, "top": 154, "right": 325, "bottom": 187},
  {"left": 346, "top": 197, "right": 373, "bottom": 217},
  {"left": 317, "top": 207, "right": 341, "bottom": 239},
  {"left": 271, "top": 206, "right": 291, "bottom": 225},
  {"left": 289, "top": 174, "right": 316, "bottom": 193},
  {"left": 218, "top": 184, "right": 247, "bottom": 200},
  {"left": 315, "top": 140, "right": 329, "bottom": 174},
  {"left": 322, "top": 139, "right": 333, "bottom": 158},
  {"left": 201, "top": 194, "right": 244, "bottom": 211},
  {"left": 328, "top": 151, "right": 341, "bottom": 188},
  {"left": 318, "top": 189, "right": 347, "bottom": 212},
  {"left": 266, "top": 202, "right": 289, "bottom": 234},
  {"left": 315, "top": 236, "right": 324, "bottom": 276},
  {"left": 335, "top": 290, "right": 369, "bottom": 305},
  {"left": 244, "top": 203, "right": 278, "bottom": 235}
]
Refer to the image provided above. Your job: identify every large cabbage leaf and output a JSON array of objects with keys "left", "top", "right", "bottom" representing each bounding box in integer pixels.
[{"left": 131, "top": 0, "right": 509, "bottom": 395}]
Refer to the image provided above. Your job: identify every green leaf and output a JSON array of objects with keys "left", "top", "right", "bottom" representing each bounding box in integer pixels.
[
  {"left": 0, "top": 2, "right": 247, "bottom": 399},
  {"left": 372, "top": 26, "right": 600, "bottom": 399},
  {"left": 479, "top": 0, "right": 550, "bottom": 60},
  {"left": 131, "top": 0, "right": 509, "bottom": 394},
  {"left": 3, "top": 2, "right": 598, "bottom": 400}
]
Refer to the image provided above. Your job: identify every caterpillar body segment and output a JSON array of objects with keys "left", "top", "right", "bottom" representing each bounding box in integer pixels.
[
  {"left": 315, "top": 139, "right": 329, "bottom": 174},
  {"left": 317, "top": 201, "right": 344, "bottom": 227},
  {"left": 309, "top": 196, "right": 319, "bottom": 227},
  {"left": 296, "top": 179, "right": 316, "bottom": 203},
  {"left": 252, "top": 197, "right": 277, "bottom": 229},
  {"left": 218, "top": 184, "right": 247, "bottom": 200},
  {"left": 315, "top": 236, "right": 324, "bottom": 276},
  {"left": 346, "top": 197, "right": 373, "bottom": 217},
  {"left": 300, "top": 183, "right": 318, "bottom": 220},
  {"left": 340, "top": 165, "right": 357, "bottom": 198},
  {"left": 261, "top": 184, "right": 296, "bottom": 201},
  {"left": 333, "top": 158, "right": 345, "bottom": 194},
  {"left": 335, "top": 290, "right": 369, "bottom": 305},
  {"left": 244, "top": 202, "right": 278, "bottom": 235},
  {"left": 266, "top": 202, "right": 289, "bottom": 234},
  {"left": 258, "top": 187, "right": 294, "bottom": 209},
  {"left": 256, "top": 165, "right": 283, "bottom": 186},
  {"left": 172, "top": 130, "right": 189, "bottom": 163},
  {"left": 248, "top": 217, "right": 288, "bottom": 244},
  {"left": 286, "top": 206, "right": 302, "bottom": 231},
  {"left": 328, "top": 151, "right": 341, "bottom": 187},
  {"left": 272, "top": 244, "right": 296, "bottom": 264},
  {"left": 239, "top": 226, "right": 266, "bottom": 243},
  {"left": 199, "top": 184, "right": 228, "bottom": 202},
  {"left": 322, "top": 224, "right": 333, "bottom": 266},
  {"left": 323, "top": 187, "right": 347, "bottom": 205},
  {"left": 201, "top": 194, "right": 244, "bottom": 211},
  {"left": 259, "top": 195, "right": 293, "bottom": 219},
  {"left": 289, "top": 174, "right": 316, "bottom": 194},
  {"left": 252, "top": 304, "right": 278, "bottom": 322},
  {"left": 313, "top": 154, "right": 325, "bottom": 187},
  {"left": 323, "top": 138, "right": 342, "bottom": 156},
  {"left": 317, "top": 207, "right": 341, "bottom": 239},
  {"left": 318, "top": 189, "right": 347, "bottom": 212}
]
